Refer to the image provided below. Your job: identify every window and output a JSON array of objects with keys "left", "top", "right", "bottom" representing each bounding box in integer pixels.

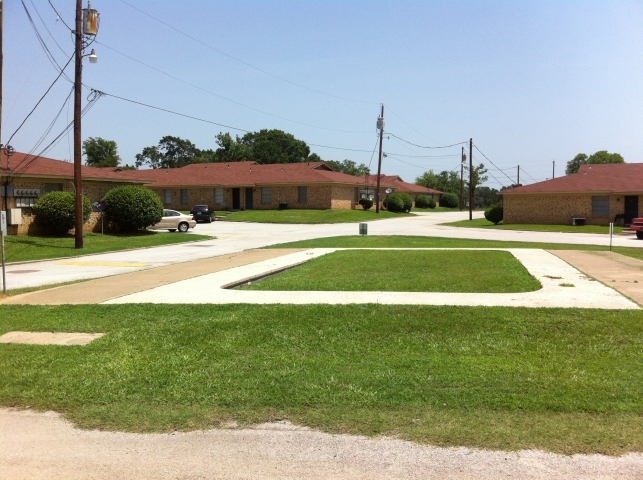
[
  {"left": 44, "top": 183, "right": 63, "bottom": 192},
  {"left": 354, "top": 187, "right": 359, "bottom": 203},
  {"left": 164, "top": 189, "right": 172, "bottom": 204},
  {"left": 181, "top": 189, "right": 188, "bottom": 205},
  {"left": 591, "top": 196, "right": 610, "bottom": 216},
  {"left": 16, "top": 197, "right": 36, "bottom": 207},
  {"left": 298, "top": 186, "right": 308, "bottom": 203},
  {"left": 214, "top": 187, "right": 224, "bottom": 204},
  {"left": 261, "top": 187, "right": 271, "bottom": 204}
]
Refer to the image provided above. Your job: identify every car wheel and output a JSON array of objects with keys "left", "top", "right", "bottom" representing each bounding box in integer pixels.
[
  {"left": 636, "top": 231, "right": 643, "bottom": 240},
  {"left": 178, "top": 222, "right": 189, "bottom": 233},
  {"left": 168, "top": 229, "right": 176, "bottom": 232},
  {"left": 207, "top": 217, "right": 212, "bottom": 223}
]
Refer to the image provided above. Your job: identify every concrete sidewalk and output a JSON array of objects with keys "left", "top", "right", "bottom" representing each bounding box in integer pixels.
[{"left": 1, "top": 249, "right": 303, "bottom": 305}]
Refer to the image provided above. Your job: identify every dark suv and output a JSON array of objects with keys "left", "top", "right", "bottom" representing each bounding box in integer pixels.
[{"left": 190, "top": 205, "right": 215, "bottom": 223}]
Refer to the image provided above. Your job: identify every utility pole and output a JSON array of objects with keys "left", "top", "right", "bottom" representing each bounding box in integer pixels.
[
  {"left": 73, "top": 0, "right": 83, "bottom": 248},
  {"left": 468, "top": 138, "right": 473, "bottom": 220},
  {"left": 0, "top": 0, "right": 3, "bottom": 159},
  {"left": 517, "top": 165, "right": 520, "bottom": 186},
  {"left": 460, "top": 147, "right": 465, "bottom": 211},
  {"left": 552, "top": 160, "right": 555, "bottom": 179},
  {"left": 375, "top": 104, "right": 384, "bottom": 213}
]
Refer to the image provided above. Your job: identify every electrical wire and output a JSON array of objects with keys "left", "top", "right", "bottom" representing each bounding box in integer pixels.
[
  {"left": 25, "top": 86, "right": 74, "bottom": 157},
  {"left": 117, "top": 0, "right": 378, "bottom": 105},
  {"left": 5, "top": 53, "right": 75, "bottom": 147},
  {"left": 47, "top": 0, "right": 73, "bottom": 31},
  {"left": 385, "top": 106, "right": 428, "bottom": 139},
  {"left": 93, "top": 40, "right": 371, "bottom": 134},
  {"left": 472, "top": 144, "right": 516, "bottom": 184},
  {"left": 386, "top": 132, "right": 468, "bottom": 149},
  {"left": 29, "top": 0, "right": 69, "bottom": 56}
]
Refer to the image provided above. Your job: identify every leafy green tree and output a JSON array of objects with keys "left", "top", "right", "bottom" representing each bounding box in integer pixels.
[
  {"left": 415, "top": 170, "right": 461, "bottom": 195},
  {"left": 239, "top": 129, "right": 310, "bottom": 164},
  {"left": 565, "top": 153, "right": 588, "bottom": 174},
  {"left": 474, "top": 186, "right": 500, "bottom": 208},
  {"left": 135, "top": 136, "right": 204, "bottom": 169},
  {"left": 464, "top": 163, "right": 488, "bottom": 192},
  {"left": 565, "top": 151, "right": 624, "bottom": 174},
  {"left": 212, "top": 132, "right": 251, "bottom": 163},
  {"left": 83, "top": 137, "right": 121, "bottom": 167},
  {"left": 34, "top": 191, "right": 91, "bottom": 236},
  {"left": 325, "top": 159, "right": 370, "bottom": 176},
  {"left": 102, "top": 186, "right": 163, "bottom": 232}
]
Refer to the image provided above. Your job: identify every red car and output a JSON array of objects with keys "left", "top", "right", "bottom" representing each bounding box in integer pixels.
[{"left": 631, "top": 217, "right": 643, "bottom": 240}]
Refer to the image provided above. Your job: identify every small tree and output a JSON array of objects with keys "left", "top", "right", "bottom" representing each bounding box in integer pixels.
[
  {"left": 33, "top": 191, "right": 91, "bottom": 236},
  {"left": 358, "top": 198, "right": 373, "bottom": 210},
  {"left": 484, "top": 205, "right": 503, "bottom": 225},
  {"left": 439, "top": 192, "right": 459, "bottom": 208},
  {"left": 103, "top": 186, "right": 163, "bottom": 232},
  {"left": 83, "top": 137, "right": 121, "bottom": 167}
]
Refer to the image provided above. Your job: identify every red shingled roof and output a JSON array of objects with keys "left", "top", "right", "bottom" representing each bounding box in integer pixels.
[
  {"left": 364, "top": 174, "right": 443, "bottom": 195},
  {"left": 133, "top": 161, "right": 377, "bottom": 188},
  {"left": 500, "top": 163, "right": 643, "bottom": 195},
  {"left": 0, "top": 151, "right": 152, "bottom": 183}
]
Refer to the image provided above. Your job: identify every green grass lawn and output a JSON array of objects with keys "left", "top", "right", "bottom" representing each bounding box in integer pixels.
[
  {"left": 242, "top": 250, "right": 540, "bottom": 293},
  {"left": 4, "top": 231, "right": 214, "bottom": 263},
  {"left": 220, "top": 209, "right": 411, "bottom": 223},
  {"left": 443, "top": 218, "right": 625, "bottom": 234},
  {"left": 268, "top": 235, "right": 643, "bottom": 262},
  {"left": 1, "top": 304, "right": 643, "bottom": 455}
]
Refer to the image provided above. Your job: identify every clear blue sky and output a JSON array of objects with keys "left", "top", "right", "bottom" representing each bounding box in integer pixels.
[{"left": 3, "top": 0, "right": 642, "bottom": 188}]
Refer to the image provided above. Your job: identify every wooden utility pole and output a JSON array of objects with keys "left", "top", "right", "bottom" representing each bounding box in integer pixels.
[
  {"left": 468, "top": 138, "right": 473, "bottom": 220},
  {"left": 375, "top": 104, "right": 384, "bottom": 213},
  {"left": 1, "top": 0, "right": 4, "bottom": 157},
  {"left": 517, "top": 165, "right": 520, "bottom": 186},
  {"left": 74, "top": 0, "right": 83, "bottom": 248},
  {"left": 460, "top": 146, "right": 464, "bottom": 211}
]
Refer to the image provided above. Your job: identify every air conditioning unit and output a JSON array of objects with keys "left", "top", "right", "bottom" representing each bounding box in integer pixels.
[{"left": 8, "top": 208, "right": 22, "bottom": 225}]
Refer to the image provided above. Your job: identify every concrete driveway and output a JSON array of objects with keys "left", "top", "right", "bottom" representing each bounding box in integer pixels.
[{"left": 3, "top": 211, "right": 641, "bottom": 291}]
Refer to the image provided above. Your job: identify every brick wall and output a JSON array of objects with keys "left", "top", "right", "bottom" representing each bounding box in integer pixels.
[
  {"left": 503, "top": 194, "right": 641, "bottom": 225},
  {"left": 10, "top": 211, "right": 107, "bottom": 235}
]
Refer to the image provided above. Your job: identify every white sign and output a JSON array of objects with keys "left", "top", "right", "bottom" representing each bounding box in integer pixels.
[{"left": 0, "top": 211, "right": 6, "bottom": 236}]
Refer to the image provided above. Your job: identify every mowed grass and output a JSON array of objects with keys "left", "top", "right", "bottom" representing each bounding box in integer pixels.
[
  {"left": 4, "top": 231, "right": 213, "bottom": 263},
  {"left": 221, "top": 209, "right": 411, "bottom": 223},
  {"left": 242, "top": 250, "right": 540, "bottom": 293},
  {"left": 2, "top": 304, "right": 643, "bottom": 455},
  {"left": 268, "top": 235, "right": 643, "bottom": 262},
  {"left": 443, "top": 218, "right": 624, "bottom": 234}
]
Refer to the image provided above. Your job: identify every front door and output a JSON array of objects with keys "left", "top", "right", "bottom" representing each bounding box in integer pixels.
[
  {"left": 624, "top": 196, "right": 639, "bottom": 225},
  {"left": 232, "top": 188, "right": 241, "bottom": 210},
  {"left": 245, "top": 188, "right": 254, "bottom": 210}
]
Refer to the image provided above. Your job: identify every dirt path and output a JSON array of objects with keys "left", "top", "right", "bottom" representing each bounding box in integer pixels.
[
  {"left": 549, "top": 251, "right": 643, "bottom": 305},
  {"left": 0, "top": 249, "right": 304, "bottom": 305},
  {"left": 2, "top": 409, "right": 642, "bottom": 480}
]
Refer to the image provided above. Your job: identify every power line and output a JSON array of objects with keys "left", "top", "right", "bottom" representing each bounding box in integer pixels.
[
  {"left": 47, "top": 0, "right": 72, "bottom": 31},
  {"left": 117, "top": 0, "right": 378, "bottom": 106},
  {"left": 94, "top": 40, "right": 371, "bottom": 134},
  {"left": 386, "top": 106, "right": 427, "bottom": 138},
  {"left": 29, "top": 0, "right": 70, "bottom": 56},
  {"left": 472, "top": 144, "right": 516, "bottom": 184},
  {"left": 386, "top": 132, "right": 468, "bottom": 149},
  {"left": 6, "top": 53, "right": 74, "bottom": 147}
]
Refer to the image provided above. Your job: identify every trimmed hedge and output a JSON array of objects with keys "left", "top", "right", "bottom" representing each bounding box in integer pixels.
[
  {"left": 102, "top": 185, "right": 163, "bottom": 232},
  {"left": 358, "top": 198, "right": 373, "bottom": 210},
  {"left": 385, "top": 192, "right": 413, "bottom": 213},
  {"left": 484, "top": 205, "right": 504, "bottom": 225},
  {"left": 33, "top": 191, "right": 92, "bottom": 236},
  {"left": 439, "top": 192, "right": 459, "bottom": 209},
  {"left": 415, "top": 195, "right": 436, "bottom": 209}
]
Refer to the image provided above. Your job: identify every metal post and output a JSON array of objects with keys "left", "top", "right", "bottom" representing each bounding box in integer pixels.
[
  {"left": 468, "top": 138, "right": 473, "bottom": 220},
  {"left": 1, "top": 211, "right": 6, "bottom": 294},
  {"left": 609, "top": 222, "right": 613, "bottom": 251},
  {"left": 460, "top": 147, "right": 464, "bottom": 211},
  {"left": 517, "top": 165, "right": 520, "bottom": 186},
  {"left": 74, "top": 0, "right": 84, "bottom": 248},
  {"left": 375, "top": 104, "right": 384, "bottom": 213},
  {"left": 553, "top": 160, "right": 555, "bottom": 179}
]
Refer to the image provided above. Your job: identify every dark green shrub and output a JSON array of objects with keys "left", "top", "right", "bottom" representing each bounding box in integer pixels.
[
  {"left": 358, "top": 198, "right": 373, "bottom": 210},
  {"left": 385, "top": 192, "right": 412, "bottom": 213},
  {"left": 415, "top": 195, "right": 436, "bottom": 209},
  {"left": 484, "top": 205, "right": 504, "bottom": 225},
  {"left": 103, "top": 185, "right": 163, "bottom": 232},
  {"left": 33, "top": 191, "right": 91, "bottom": 236},
  {"left": 439, "top": 192, "right": 459, "bottom": 208}
]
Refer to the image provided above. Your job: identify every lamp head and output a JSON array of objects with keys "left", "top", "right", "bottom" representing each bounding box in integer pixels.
[{"left": 88, "top": 49, "right": 98, "bottom": 63}]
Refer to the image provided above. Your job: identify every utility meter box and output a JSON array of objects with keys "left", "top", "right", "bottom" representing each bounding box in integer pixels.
[{"left": 8, "top": 208, "right": 22, "bottom": 225}]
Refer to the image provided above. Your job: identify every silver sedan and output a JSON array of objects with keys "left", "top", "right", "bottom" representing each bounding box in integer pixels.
[{"left": 148, "top": 209, "right": 197, "bottom": 233}]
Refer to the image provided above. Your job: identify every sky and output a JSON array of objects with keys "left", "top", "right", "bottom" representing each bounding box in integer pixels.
[{"left": 2, "top": 0, "right": 643, "bottom": 188}]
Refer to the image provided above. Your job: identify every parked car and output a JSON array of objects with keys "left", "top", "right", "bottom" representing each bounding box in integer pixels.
[
  {"left": 631, "top": 217, "right": 643, "bottom": 240},
  {"left": 148, "top": 209, "right": 197, "bottom": 233},
  {"left": 190, "top": 204, "right": 215, "bottom": 223}
]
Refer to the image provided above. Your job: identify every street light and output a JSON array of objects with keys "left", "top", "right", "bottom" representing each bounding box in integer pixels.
[{"left": 87, "top": 49, "right": 98, "bottom": 63}]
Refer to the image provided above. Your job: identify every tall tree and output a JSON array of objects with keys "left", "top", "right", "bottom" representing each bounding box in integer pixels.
[
  {"left": 325, "top": 159, "right": 370, "bottom": 176},
  {"left": 239, "top": 129, "right": 310, "bottom": 164},
  {"left": 135, "top": 136, "right": 203, "bottom": 169},
  {"left": 415, "top": 170, "right": 461, "bottom": 194},
  {"left": 565, "top": 151, "right": 624, "bottom": 174},
  {"left": 212, "top": 132, "right": 251, "bottom": 163},
  {"left": 465, "top": 163, "right": 489, "bottom": 192},
  {"left": 83, "top": 137, "right": 121, "bottom": 168},
  {"left": 474, "top": 186, "right": 500, "bottom": 208}
]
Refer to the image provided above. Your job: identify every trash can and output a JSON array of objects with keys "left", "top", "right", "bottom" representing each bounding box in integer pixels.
[{"left": 359, "top": 223, "right": 368, "bottom": 236}]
